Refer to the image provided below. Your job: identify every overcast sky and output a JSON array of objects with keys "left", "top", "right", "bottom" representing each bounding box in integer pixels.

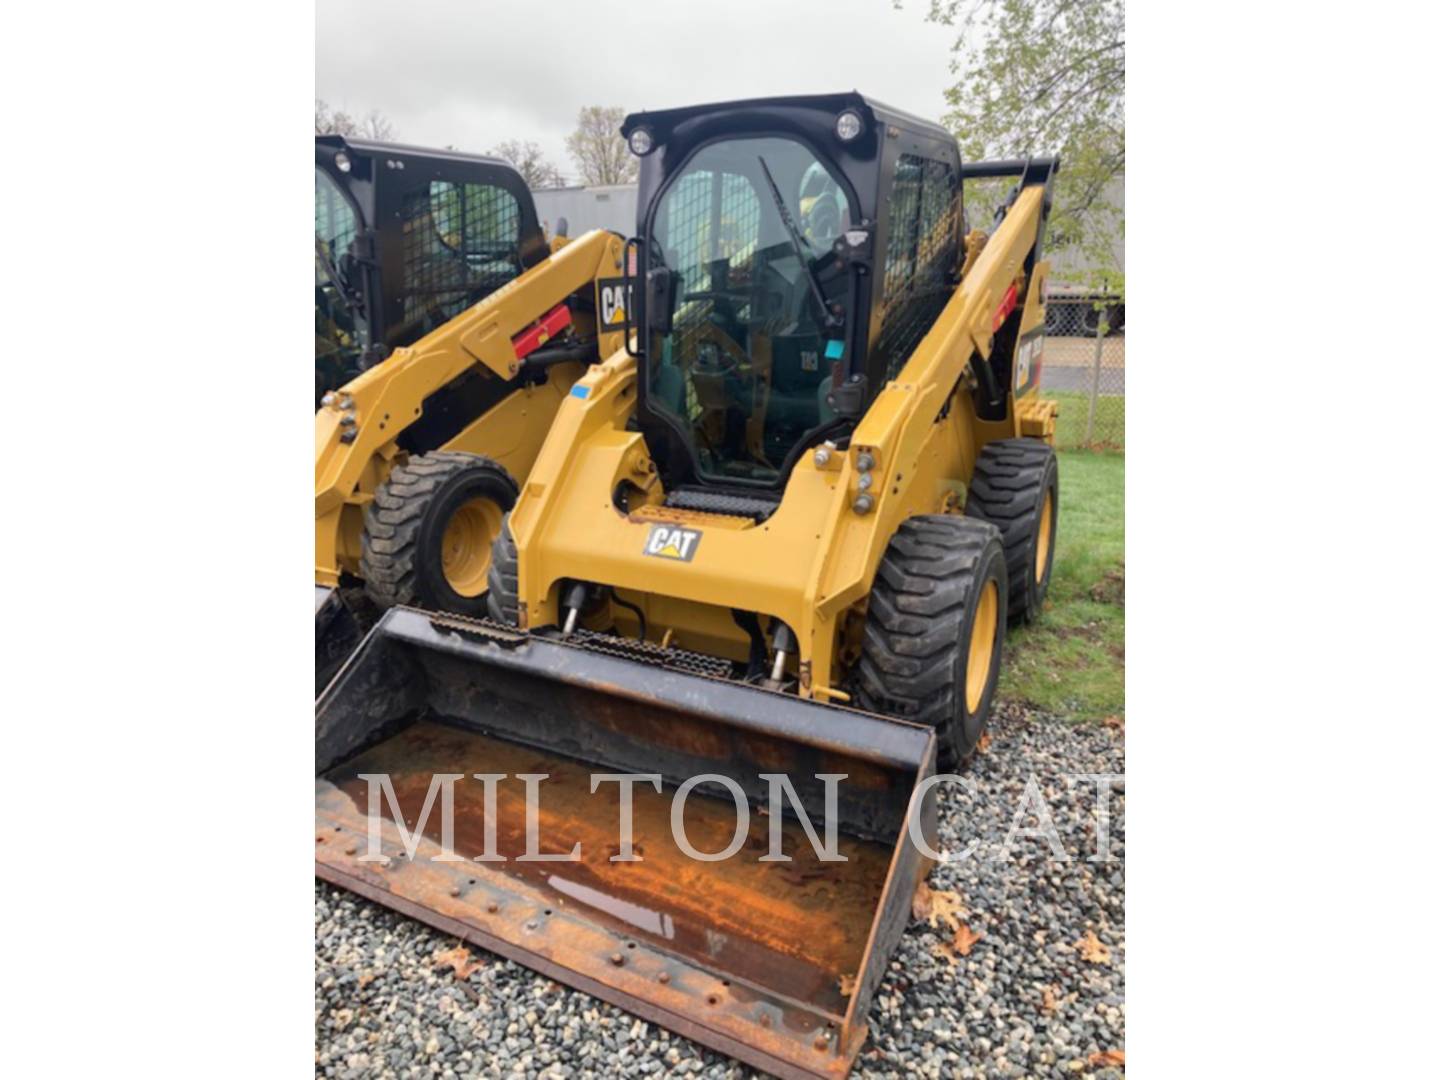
[{"left": 316, "top": 0, "right": 957, "bottom": 181}]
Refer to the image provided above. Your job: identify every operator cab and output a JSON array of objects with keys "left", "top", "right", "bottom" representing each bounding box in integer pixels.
[
  {"left": 314, "top": 136, "right": 548, "bottom": 404},
  {"left": 622, "top": 93, "right": 964, "bottom": 497}
]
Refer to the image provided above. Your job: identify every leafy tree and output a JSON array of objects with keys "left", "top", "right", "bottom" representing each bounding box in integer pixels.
[
  {"left": 315, "top": 99, "right": 398, "bottom": 143},
  {"left": 922, "top": 0, "right": 1124, "bottom": 293},
  {"left": 490, "top": 139, "right": 566, "bottom": 189},
  {"left": 565, "top": 106, "right": 636, "bottom": 186}
]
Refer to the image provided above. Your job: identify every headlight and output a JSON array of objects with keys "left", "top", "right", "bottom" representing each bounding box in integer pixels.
[
  {"left": 334, "top": 151, "right": 351, "bottom": 173},
  {"left": 835, "top": 110, "right": 864, "bottom": 142},
  {"left": 627, "top": 127, "right": 655, "bottom": 156}
]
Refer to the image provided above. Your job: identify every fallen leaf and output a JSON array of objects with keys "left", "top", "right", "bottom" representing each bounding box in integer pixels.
[
  {"left": 913, "top": 881, "right": 970, "bottom": 932},
  {"left": 433, "top": 945, "right": 484, "bottom": 980},
  {"left": 1102, "top": 715, "right": 1124, "bottom": 730},
  {"left": 1077, "top": 930, "right": 1111, "bottom": 964},
  {"left": 915, "top": 879, "right": 980, "bottom": 965},
  {"left": 976, "top": 731, "right": 993, "bottom": 753},
  {"left": 357, "top": 971, "right": 376, "bottom": 990},
  {"left": 952, "top": 923, "right": 984, "bottom": 956},
  {"left": 1088, "top": 1049, "right": 1125, "bottom": 1067},
  {"left": 1042, "top": 986, "right": 1058, "bottom": 1012},
  {"left": 928, "top": 890, "right": 969, "bottom": 933},
  {"left": 936, "top": 921, "right": 985, "bottom": 966},
  {"left": 911, "top": 880, "right": 934, "bottom": 922},
  {"left": 837, "top": 973, "right": 857, "bottom": 997}
]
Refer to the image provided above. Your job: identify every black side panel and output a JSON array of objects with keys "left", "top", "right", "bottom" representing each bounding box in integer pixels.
[{"left": 397, "top": 368, "right": 534, "bottom": 455}]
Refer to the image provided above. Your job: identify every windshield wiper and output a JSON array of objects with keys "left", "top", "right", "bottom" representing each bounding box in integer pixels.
[{"left": 756, "top": 156, "right": 841, "bottom": 331}]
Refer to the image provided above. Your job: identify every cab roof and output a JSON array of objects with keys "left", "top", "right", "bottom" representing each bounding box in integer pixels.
[
  {"left": 315, "top": 133, "right": 516, "bottom": 173},
  {"left": 621, "top": 91, "right": 957, "bottom": 158}
]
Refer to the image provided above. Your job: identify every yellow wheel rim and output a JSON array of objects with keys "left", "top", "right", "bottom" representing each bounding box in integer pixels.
[
  {"left": 1035, "top": 489, "right": 1054, "bottom": 582},
  {"left": 965, "top": 580, "right": 999, "bottom": 713},
  {"left": 440, "top": 497, "right": 503, "bottom": 598}
]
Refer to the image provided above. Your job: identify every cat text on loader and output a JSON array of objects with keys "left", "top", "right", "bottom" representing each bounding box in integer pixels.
[
  {"left": 316, "top": 93, "right": 1058, "bottom": 1079},
  {"left": 314, "top": 225, "right": 631, "bottom": 690}
]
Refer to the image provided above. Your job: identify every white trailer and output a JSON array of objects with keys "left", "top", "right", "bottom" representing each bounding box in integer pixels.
[{"left": 531, "top": 184, "right": 639, "bottom": 239}]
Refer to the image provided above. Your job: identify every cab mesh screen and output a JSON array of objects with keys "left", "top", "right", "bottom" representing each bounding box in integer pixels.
[
  {"left": 873, "top": 155, "right": 960, "bottom": 382},
  {"left": 397, "top": 182, "right": 522, "bottom": 343}
]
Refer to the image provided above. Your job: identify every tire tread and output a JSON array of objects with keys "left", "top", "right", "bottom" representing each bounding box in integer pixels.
[
  {"left": 965, "top": 438, "right": 1058, "bottom": 624},
  {"left": 853, "top": 515, "right": 1005, "bottom": 767},
  {"left": 359, "top": 452, "right": 517, "bottom": 611}
]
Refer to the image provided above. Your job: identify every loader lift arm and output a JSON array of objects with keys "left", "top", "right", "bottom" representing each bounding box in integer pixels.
[{"left": 813, "top": 163, "right": 1056, "bottom": 622}]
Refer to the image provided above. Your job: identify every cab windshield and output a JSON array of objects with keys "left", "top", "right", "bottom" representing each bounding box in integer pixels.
[
  {"left": 315, "top": 167, "right": 366, "bottom": 385},
  {"left": 647, "top": 137, "right": 852, "bottom": 485}
]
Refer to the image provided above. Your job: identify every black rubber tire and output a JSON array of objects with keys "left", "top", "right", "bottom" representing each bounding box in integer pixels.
[
  {"left": 966, "top": 438, "right": 1059, "bottom": 625},
  {"left": 359, "top": 451, "right": 518, "bottom": 615},
  {"left": 853, "top": 516, "right": 1008, "bottom": 769},
  {"left": 485, "top": 513, "right": 520, "bottom": 625}
]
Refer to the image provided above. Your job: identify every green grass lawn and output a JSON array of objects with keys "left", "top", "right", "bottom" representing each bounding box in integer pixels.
[
  {"left": 998, "top": 449, "right": 1124, "bottom": 722},
  {"left": 1044, "top": 390, "right": 1126, "bottom": 450}
]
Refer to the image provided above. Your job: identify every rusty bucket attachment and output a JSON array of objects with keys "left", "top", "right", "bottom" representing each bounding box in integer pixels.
[
  {"left": 316, "top": 608, "right": 937, "bottom": 1079},
  {"left": 315, "top": 586, "right": 364, "bottom": 696}
]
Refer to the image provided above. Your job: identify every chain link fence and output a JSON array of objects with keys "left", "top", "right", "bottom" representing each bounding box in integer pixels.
[{"left": 1041, "top": 297, "right": 1125, "bottom": 450}]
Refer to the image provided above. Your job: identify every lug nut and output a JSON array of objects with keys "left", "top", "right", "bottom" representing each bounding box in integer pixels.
[
  {"left": 610, "top": 953, "right": 625, "bottom": 966},
  {"left": 852, "top": 494, "right": 874, "bottom": 515},
  {"left": 856, "top": 451, "right": 876, "bottom": 472},
  {"left": 813, "top": 446, "right": 832, "bottom": 467},
  {"left": 321, "top": 392, "right": 337, "bottom": 408},
  {"left": 857, "top": 472, "right": 872, "bottom": 491}
]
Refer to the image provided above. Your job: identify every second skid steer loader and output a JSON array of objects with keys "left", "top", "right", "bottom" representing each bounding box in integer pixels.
[
  {"left": 314, "top": 211, "right": 633, "bottom": 691},
  {"left": 316, "top": 93, "right": 1059, "bottom": 1079}
]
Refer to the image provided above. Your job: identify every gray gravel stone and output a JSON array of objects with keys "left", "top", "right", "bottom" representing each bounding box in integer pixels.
[{"left": 316, "top": 702, "right": 1124, "bottom": 1077}]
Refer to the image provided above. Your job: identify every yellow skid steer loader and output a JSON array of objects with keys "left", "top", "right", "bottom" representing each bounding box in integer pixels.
[{"left": 316, "top": 93, "right": 1059, "bottom": 1079}]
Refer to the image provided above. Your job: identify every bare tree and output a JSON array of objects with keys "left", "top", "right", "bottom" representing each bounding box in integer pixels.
[
  {"left": 315, "top": 99, "right": 398, "bottom": 143},
  {"left": 490, "top": 139, "right": 566, "bottom": 189},
  {"left": 565, "top": 106, "right": 636, "bottom": 186},
  {"left": 357, "top": 108, "right": 397, "bottom": 142}
]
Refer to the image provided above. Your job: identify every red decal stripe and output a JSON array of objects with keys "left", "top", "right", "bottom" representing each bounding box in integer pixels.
[
  {"left": 992, "top": 284, "right": 1018, "bottom": 332},
  {"left": 512, "top": 304, "right": 573, "bottom": 360}
]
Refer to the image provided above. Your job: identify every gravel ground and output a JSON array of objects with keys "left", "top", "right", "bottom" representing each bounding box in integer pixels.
[{"left": 315, "top": 701, "right": 1125, "bottom": 1078}]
